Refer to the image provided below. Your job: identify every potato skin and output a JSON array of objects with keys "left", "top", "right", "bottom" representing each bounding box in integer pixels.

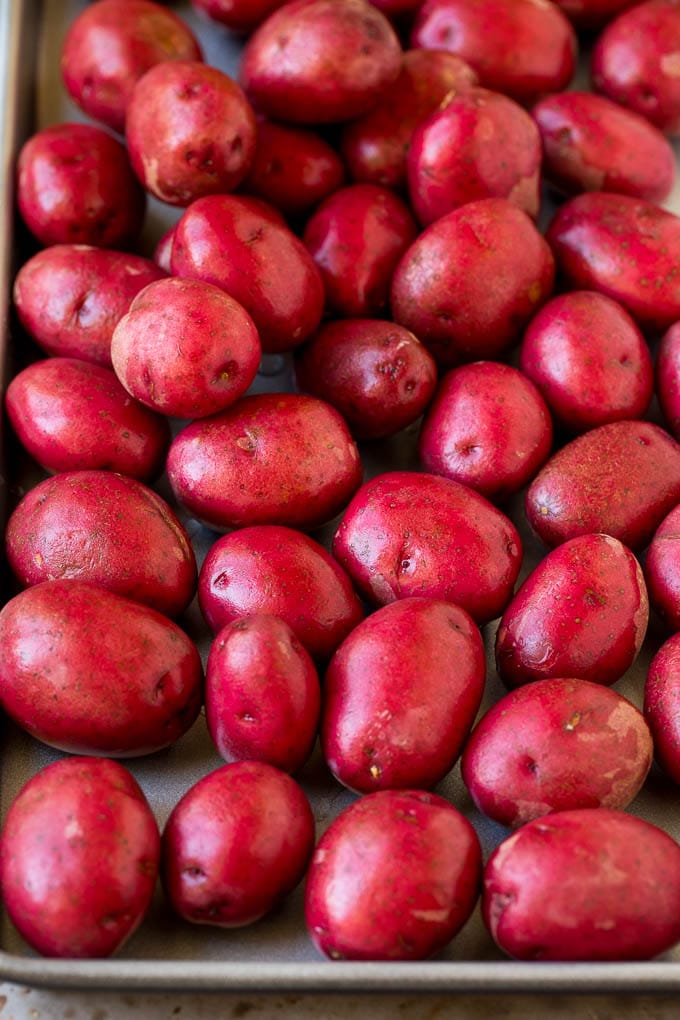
[
  {"left": 418, "top": 361, "right": 553, "bottom": 502},
  {"left": 645, "top": 632, "right": 680, "bottom": 783},
  {"left": 645, "top": 504, "right": 680, "bottom": 631},
  {"left": 305, "top": 789, "right": 482, "bottom": 961},
  {"left": 483, "top": 809, "right": 680, "bottom": 960},
  {"left": 322, "top": 598, "right": 485, "bottom": 792},
  {"left": 5, "top": 357, "right": 169, "bottom": 481},
  {"left": 198, "top": 525, "right": 364, "bottom": 661},
  {"left": 206, "top": 615, "right": 320, "bottom": 774},
  {"left": 519, "top": 291, "right": 653, "bottom": 433},
  {"left": 555, "top": 0, "right": 638, "bottom": 29},
  {"left": 239, "top": 0, "right": 402, "bottom": 124},
  {"left": 5, "top": 470, "right": 197, "bottom": 618},
  {"left": 333, "top": 470, "right": 522, "bottom": 624},
  {"left": 411, "top": 0, "right": 576, "bottom": 104},
  {"left": 462, "top": 679, "right": 653, "bottom": 828},
  {"left": 390, "top": 198, "right": 555, "bottom": 367},
  {"left": 0, "top": 581, "right": 203, "bottom": 756},
  {"left": 547, "top": 192, "right": 680, "bottom": 330},
  {"left": 171, "top": 195, "right": 324, "bottom": 353},
  {"left": 525, "top": 420, "right": 680, "bottom": 551},
  {"left": 13, "top": 245, "right": 166, "bottom": 368},
  {"left": 190, "top": 0, "right": 287, "bottom": 32},
  {"left": 167, "top": 393, "right": 362, "bottom": 532},
  {"left": 17, "top": 123, "right": 145, "bottom": 249},
  {"left": 0, "top": 757, "right": 160, "bottom": 958},
  {"left": 162, "top": 761, "right": 314, "bottom": 927},
  {"left": 657, "top": 322, "right": 680, "bottom": 441},
  {"left": 61, "top": 0, "right": 203, "bottom": 134},
  {"left": 496, "top": 533, "right": 649, "bottom": 688},
  {"left": 533, "top": 91, "right": 676, "bottom": 202}
]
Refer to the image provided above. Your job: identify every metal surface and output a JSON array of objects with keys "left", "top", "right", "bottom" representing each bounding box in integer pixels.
[{"left": 2, "top": 0, "right": 680, "bottom": 993}]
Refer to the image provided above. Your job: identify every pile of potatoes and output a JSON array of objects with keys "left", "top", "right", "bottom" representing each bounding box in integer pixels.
[{"left": 5, "top": 0, "right": 680, "bottom": 965}]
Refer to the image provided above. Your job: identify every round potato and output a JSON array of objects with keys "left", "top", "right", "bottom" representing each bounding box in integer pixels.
[{"left": 645, "top": 632, "right": 680, "bottom": 784}]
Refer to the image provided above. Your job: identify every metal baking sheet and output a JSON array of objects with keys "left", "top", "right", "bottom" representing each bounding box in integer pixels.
[{"left": 3, "top": 0, "right": 680, "bottom": 993}]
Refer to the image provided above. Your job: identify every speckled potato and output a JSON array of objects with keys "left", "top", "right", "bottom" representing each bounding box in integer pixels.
[
  {"left": 645, "top": 505, "right": 680, "bottom": 631},
  {"left": 657, "top": 322, "right": 680, "bottom": 440},
  {"left": 645, "top": 632, "right": 680, "bottom": 783}
]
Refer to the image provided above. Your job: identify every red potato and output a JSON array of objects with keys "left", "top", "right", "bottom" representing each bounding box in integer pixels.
[
  {"left": 167, "top": 393, "right": 362, "bottom": 532},
  {"left": 463, "top": 680, "right": 653, "bottom": 829},
  {"left": 333, "top": 470, "right": 522, "bottom": 624},
  {"left": 592, "top": 0, "right": 680, "bottom": 135},
  {"left": 483, "top": 809, "right": 680, "bottom": 960},
  {"left": 206, "top": 615, "right": 320, "bottom": 774},
  {"left": 340, "top": 49, "right": 479, "bottom": 191},
  {"left": 407, "top": 88, "right": 542, "bottom": 226},
  {"left": 322, "top": 598, "right": 485, "bottom": 792},
  {"left": 525, "top": 420, "right": 680, "bottom": 551},
  {"left": 125, "top": 62, "right": 257, "bottom": 206},
  {"left": 198, "top": 525, "right": 364, "bottom": 660},
  {"left": 658, "top": 322, "right": 680, "bottom": 440},
  {"left": 305, "top": 790, "right": 482, "bottom": 961},
  {"left": 0, "top": 581, "right": 202, "bottom": 756},
  {"left": 5, "top": 357, "right": 169, "bottom": 481},
  {"left": 555, "top": 0, "right": 638, "bottom": 28},
  {"left": 418, "top": 361, "right": 553, "bottom": 502},
  {"left": 110, "top": 278, "right": 261, "bottom": 419},
  {"left": 5, "top": 470, "right": 197, "bottom": 618},
  {"left": 547, "top": 192, "right": 680, "bottom": 332},
  {"left": 645, "top": 633, "right": 680, "bottom": 783},
  {"left": 294, "top": 319, "right": 437, "bottom": 440},
  {"left": 303, "top": 185, "right": 417, "bottom": 319},
  {"left": 644, "top": 505, "right": 680, "bottom": 631},
  {"left": 17, "top": 123, "right": 145, "bottom": 249},
  {"left": 411, "top": 0, "right": 576, "bottom": 104},
  {"left": 153, "top": 225, "right": 175, "bottom": 272},
  {"left": 368, "top": 0, "right": 424, "bottom": 15},
  {"left": 61, "top": 0, "right": 203, "bottom": 134},
  {"left": 190, "top": 0, "right": 288, "bottom": 32},
  {"left": 239, "top": 0, "right": 402, "bottom": 124},
  {"left": 171, "top": 194, "right": 324, "bottom": 353},
  {"left": 13, "top": 245, "right": 166, "bottom": 368},
  {"left": 533, "top": 91, "right": 676, "bottom": 203},
  {"left": 0, "top": 758, "right": 160, "bottom": 959},
  {"left": 390, "top": 198, "right": 555, "bottom": 367},
  {"left": 241, "top": 120, "right": 345, "bottom": 219},
  {"left": 519, "top": 291, "right": 654, "bottom": 433},
  {"left": 495, "top": 533, "right": 649, "bottom": 688},
  {"left": 162, "top": 761, "right": 314, "bottom": 926}
]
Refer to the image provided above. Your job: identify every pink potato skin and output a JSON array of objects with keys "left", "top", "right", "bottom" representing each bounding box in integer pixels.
[
  {"left": 525, "top": 420, "right": 680, "bottom": 551},
  {"left": 162, "top": 761, "right": 314, "bottom": 926},
  {"left": 495, "top": 534, "right": 649, "bottom": 689},
  {"left": 167, "top": 393, "right": 362, "bottom": 532},
  {"left": 13, "top": 245, "right": 166, "bottom": 368},
  {"left": 390, "top": 198, "right": 555, "bottom": 368},
  {"left": 153, "top": 225, "right": 175, "bottom": 272},
  {"left": 17, "top": 123, "right": 145, "bottom": 249},
  {"left": 0, "top": 581, "right": 203, "bottom": 756},
  {"left": 340, "top": 49, "right": 478, "bottom": 191},
  {"left": 171, "top": 194, "right": 324, "bottom": 353},
  {"left": 5, "top": 357, "right": 169, "bottom": 481},
  {"left": 205, "top": 615, "right": 321, "bottom": 774},
  {"left": 0, "top": 757, "right": 160, "bottom": 959},
  {"left": 408, "top": 88, "right": 542, "bottom": 226},
  {"left": 645, "top": 633, "right": 680, "bottom": 783},
  {"left": 483, "top": 808, "right": 680, "bottom": 960},
  {"left": 592, "top": 0, "right": 680, "bottom": 135},
  {"left": 5, "top": 470, "right": 197, "bottom": 618},
  {"left": 198, "top": 525, "right": 364, "bottom": 661},
  {"left": 239, "top": 0, "right": 402, "bottom": 125},
  {"left": 332, "top": 470, "right": 522, "bottom": 624},
  {"left": 555, "top": 0, "right": 638, "bottom": 28},
  {"left": 242, "top": 119, "right": 345, "bottom": 220},
  {"left": 294, "top": 319, "right": 437, "bottom": 441},
  {"left": 303, "top": 185, "right": 417, "bottom": 319},
  {"left": 190, "top": 0, "right": 288, "bottom": 32},
  {"left": 61, "top": 0, "right": 203, "bottom": 134},
  {"left": 658, "top": 322, "right": 680, "bottom": 440},
  {"left": 533, "top": 91, "right": 676, "bottom": 203},
  {"left": 305, "top": 789, "right": 482, "bottom": 961},
  {"left": 418, "top": 361, "right": 553, "bottom": 502},
  {"left": 519, "top": 291, "right": 653, "bottom": 433},
  {"left": 411, "top": 0, "right": 576, "bottom": 104},
  {"left": 462, "top": 679, "right": 653, "bottom": 829},
  {"left": 547, "top": 192, "right": 680, "bottom": 331},
  {"left": 110, "top": 278, "right": 261, "bottom": 419},
  {"left": 645, "top": 506, "right": 680, "bottom": 631},
  {"left": 322, "top": 598, "right": 485, "bottom": 793},
  {"left": 125, "top": 61, "right": 257, "bottom": 206}
]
